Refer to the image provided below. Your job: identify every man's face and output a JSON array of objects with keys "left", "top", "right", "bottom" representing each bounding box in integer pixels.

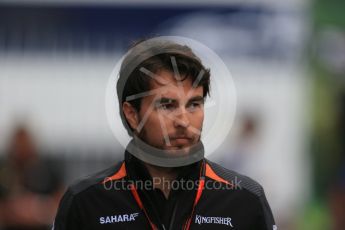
[{"left": 128, "top": 70, "right": 205, "bottom": 154}]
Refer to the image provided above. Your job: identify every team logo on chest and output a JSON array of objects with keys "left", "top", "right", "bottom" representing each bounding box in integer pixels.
[{"left": 99, "top": 212, "right": 139, "bottom": 224}]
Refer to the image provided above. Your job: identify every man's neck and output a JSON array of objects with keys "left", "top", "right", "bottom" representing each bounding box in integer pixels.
[{"left": 144, "top": 163, "right": 178, "bottom": 199}]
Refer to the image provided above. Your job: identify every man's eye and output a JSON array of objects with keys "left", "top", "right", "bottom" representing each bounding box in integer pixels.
[
  {"left": 158, "top": 104, "right": 175, "bottom": 110},
  {"left": 188, "top": 102, "right": 202, "bottom": 109}
]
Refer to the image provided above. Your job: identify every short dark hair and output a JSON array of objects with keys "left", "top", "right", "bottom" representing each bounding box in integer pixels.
[{"left": 116, "top": 39, "right": 211, "bottom": 136}]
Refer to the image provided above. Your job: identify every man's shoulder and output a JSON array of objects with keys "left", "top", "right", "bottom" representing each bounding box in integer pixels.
[
  {"left": 67, "top": 161, "right": 124, "bottom": 196},
  {"left": 204, "top": 160, "right": 276, "bottom": 229},
  {"left": 205, "top": 159, "right": 265, "bottom": 197},
  {"left": 54, "top": 161, "right": 125, "bottom": 227}
]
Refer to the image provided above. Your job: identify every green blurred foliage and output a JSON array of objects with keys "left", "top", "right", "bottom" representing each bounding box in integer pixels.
[
  {"left": 313, "top": 0, "right": 345, "bottom": 27},
  {"left": 301, "top": 0, "right": 345, "bottom": 229}
]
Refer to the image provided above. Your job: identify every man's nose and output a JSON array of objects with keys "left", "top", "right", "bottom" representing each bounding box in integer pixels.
[{"left": 173, "top": 107, "right": 190, "bottom": 128}]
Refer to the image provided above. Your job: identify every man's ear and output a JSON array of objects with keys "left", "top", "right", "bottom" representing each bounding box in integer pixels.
[{"left": 122, "top": 102, "right": 139, "bottom": 131}]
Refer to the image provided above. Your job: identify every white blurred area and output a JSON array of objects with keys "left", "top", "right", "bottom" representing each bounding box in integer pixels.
[
  {"left": 212, "top": 62, "right": 311, "bottom": 228},
  {"left": 0, "top": 1, "right": 310, "bottom": 229},
  {"left": 0, "top": 54, "right": 122, "bottom": 154}
]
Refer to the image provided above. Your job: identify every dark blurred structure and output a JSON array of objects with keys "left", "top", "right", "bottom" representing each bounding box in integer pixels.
[{"left": 0, "top": 126, "right": 63, "bottom": 230}]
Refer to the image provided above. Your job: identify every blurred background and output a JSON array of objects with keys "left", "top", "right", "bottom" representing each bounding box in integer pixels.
[{"left": 0, "top": 0, "right": 344, "bottom": 229}]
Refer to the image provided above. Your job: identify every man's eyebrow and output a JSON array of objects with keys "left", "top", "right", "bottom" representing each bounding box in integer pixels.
[
  {"left": 188, "top": 96, "right": 205, "bottom": 103},
  {"left": 154, "top": 97, "right": 178, "bottom": 104},
  {"left": 153, "top": 96, "right": 204, "bottom": 105}
]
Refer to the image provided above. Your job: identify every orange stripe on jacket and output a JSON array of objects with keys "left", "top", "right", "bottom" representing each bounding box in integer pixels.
[
  {"left": 102, "top": 162, "right": 126, "bottom": 183},
  {"left": 205, "top": 163, "right": 231, "bottom": 185}
]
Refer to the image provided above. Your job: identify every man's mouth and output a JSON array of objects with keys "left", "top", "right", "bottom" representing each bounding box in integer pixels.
[{"left": 169, "top": 136, "right": 192, "bottom": 146}]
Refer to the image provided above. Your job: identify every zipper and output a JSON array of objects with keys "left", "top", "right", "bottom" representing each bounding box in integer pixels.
[{"left": 168, "top": 200, "right": 178, "bottom": 230}]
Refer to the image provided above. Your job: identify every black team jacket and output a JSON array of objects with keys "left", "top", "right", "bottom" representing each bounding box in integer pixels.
[{"left": 53, "top": 146, "right": 276, "bottom": 230}]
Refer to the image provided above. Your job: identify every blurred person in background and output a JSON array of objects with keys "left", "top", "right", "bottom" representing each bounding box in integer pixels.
[
  {"left": 328, "top": 93, "right": 345, "bottom": 230},
  {"left": 222, "top": 114, "right": 261, "bottom": 175},
  {"left": 0, "top": 125, "right": 63, "bottom": 230}
]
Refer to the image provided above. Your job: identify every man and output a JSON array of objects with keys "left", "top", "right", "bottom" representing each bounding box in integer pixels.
[{"left": 53, "top": 38, "right": 276, "bottom": 230}]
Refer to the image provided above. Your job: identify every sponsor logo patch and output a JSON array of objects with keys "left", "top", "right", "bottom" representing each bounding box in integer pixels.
[
  {"left": 99, "top": 212, "right": 139, "bottom": 224},
  {"left": 195, "top": 214, "right": 233, "bottom": 227}
]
